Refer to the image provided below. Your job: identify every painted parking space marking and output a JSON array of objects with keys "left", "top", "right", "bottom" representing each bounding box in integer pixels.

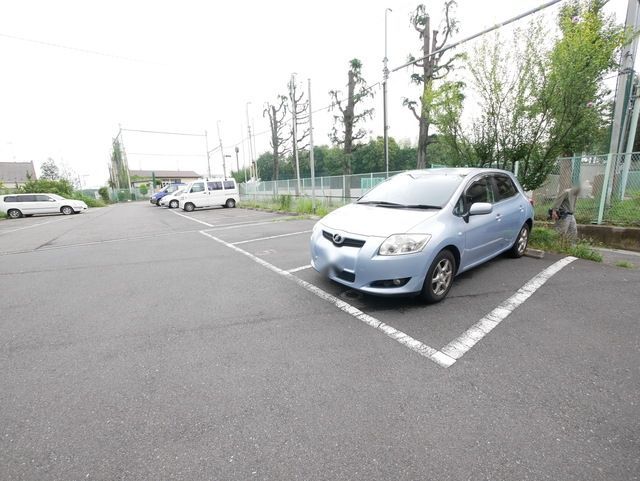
[
  {"left": 199, "top": 230, "right": 454, "bottom": 368},
  {"left": 232, "top": 230, "right": 312, "bottom": 245},
  {"left": 172, "top": 211, "right": 214, "bottom": 227},
  {"left": 0, "top": 216, "right": 74, "bottom": 235},
  {"left": 440, "top": 256, "right": 577, "bottom": 361},
  {"left": 175, "top": 211, "right": 577, "bottom": 368},
  {"left": 288, "top": 264, "right": 312, "bottom": 273}
]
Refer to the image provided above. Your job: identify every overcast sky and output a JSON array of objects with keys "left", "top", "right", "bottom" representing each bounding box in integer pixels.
[{"left": 0, "top": 0, "right": 629, "bottom": 187}]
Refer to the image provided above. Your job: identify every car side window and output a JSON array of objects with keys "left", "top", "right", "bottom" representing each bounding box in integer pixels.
[
  {"left": 454, "top": 176, "right": 494, "bottom": 217},
  {"left": 466, "top": 177, "right": 493, "bottom": 205},
  {"left": 19, "top": 195, "right": 37, "bottom": 202},
  {"left": 35, "top": 195, "right": 52, "bottom": 202},
  {"left": 207, "top": 181, "right": 222, "bottom": 190},
  {"left": 190, "top": 182, "right": 204, "bottom": 193},
  {"left": 3, "top": 196, "right": 16, "bottom": 202},
  {"left": 223, "top": 181, "right": 235, "bottom": 190},
  {"left": 493, "top": 174, "right": 518, "bottom": 201}
]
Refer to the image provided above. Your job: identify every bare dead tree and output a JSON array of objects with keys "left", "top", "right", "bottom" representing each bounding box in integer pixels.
[
  {"left": 288, "top": 75, "right": 310, "bottom": 194},
  {"left": 403, "top": 1, "right": 460, "bottom": 168},
  {"left": 329, "top": 59, "right": 374, "bottom": 197},
  {"left": 263, "top": 95, "right": 291, "bottom": 182}
]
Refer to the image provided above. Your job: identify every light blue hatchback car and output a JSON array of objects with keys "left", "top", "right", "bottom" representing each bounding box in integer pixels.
[{"left": 310, "top": 168, "right": 534, "bottom": 303}]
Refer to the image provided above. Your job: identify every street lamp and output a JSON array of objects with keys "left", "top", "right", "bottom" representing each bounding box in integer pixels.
[{"left": 383, "top": 7, "right": 392, "bottom": 178}]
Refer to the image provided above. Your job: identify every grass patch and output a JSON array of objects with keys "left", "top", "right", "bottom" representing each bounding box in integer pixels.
[
  {"left": 241, "top": 196, "right": 338, "bottom": 217},
  {"left": 0, "top": 211, "right": 6, "bottom": 220},
  {"left": 529, "top": 227, "right": 602, "bottom": 262},
  {"left": 71, "top": 193, "right": 105, "bottom": 208},
  {"left": 615, "top": 260, "right": 634, "bottom": 269}
]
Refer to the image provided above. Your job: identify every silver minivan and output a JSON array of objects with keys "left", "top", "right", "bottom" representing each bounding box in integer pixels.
[{"left": 0, "top": 193, "right": 88, "bottom": 219}]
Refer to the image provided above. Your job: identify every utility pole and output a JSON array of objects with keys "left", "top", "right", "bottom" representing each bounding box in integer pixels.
[
  {"left": 245, "top": 102, "right": 254, "bottom": 180},
  {"left": 289, "top": 73, "right": 301, "bottom": 195},
  {"left": 383, "top": 7, "right": 392, "bottom": 178},
  {"left": 204, "top": 130, "right": 211, "bottom": 178},
  {"left": 217, "top": 121, "right": 226, "bottom": 179},
  {"left": 308, "top": 78, "right": 316, "bottom": 213},
  {"left": 234, "top": 146, "right": 241, "bottom": 178}
]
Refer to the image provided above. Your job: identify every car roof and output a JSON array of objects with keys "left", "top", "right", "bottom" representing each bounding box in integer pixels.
[{"left": 402, "top": 167, "right": 514, "bottom": 178}]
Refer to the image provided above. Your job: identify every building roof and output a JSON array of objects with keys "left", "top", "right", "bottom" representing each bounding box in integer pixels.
[
  {"left": 129, "top": 169, "right": 201, "bottom": 179},
  {"left": 0, "top": 161, "right": 37, "bottom": 184}
]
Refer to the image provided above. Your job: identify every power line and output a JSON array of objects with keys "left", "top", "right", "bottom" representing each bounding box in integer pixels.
[
  {"left": 392, "top": 0, "right": 565, "bottom": 72},
  {"left": 126, "top": 152, "right": 206, "bottom": 157},
  {"left": 121, "top": 128, "right": 205, "bottom": 137},
  {"left": 0, "top": 32, "right": 161, "bottom": 65}
]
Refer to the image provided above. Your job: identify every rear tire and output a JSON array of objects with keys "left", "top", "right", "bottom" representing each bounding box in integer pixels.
[
  {"left": 183, "top": 202, "right": 195, "bottom": 212},
  {"left": 225, "top": 198, "right": 236, "bottom": 208},
  {"left": 419, "top": 250, "right": 456, "bottom": 304},
  {"left": 7, "top": 209, "right": 22, "bottom": 219},
  {"left": 169, "top": 200, "right": 179, "bottom": 209},
  {"left": 508, "top": 223, "right": 530, "bottom": 258},
  {"left": 61, "top": 205, "right": 74, "bottom": 215}
]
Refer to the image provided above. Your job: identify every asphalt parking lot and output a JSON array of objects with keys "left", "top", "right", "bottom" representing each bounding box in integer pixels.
[{"left": 1, "top": 203, "right": 639, "bottom": 481}]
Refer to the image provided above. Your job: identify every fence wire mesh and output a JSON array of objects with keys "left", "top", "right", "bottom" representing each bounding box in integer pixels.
[
  {"left": 241, "top": 155, "right": 640, "bottom": 226},
  {"left": 531, "top": 153, "right": 640, "bottom": 226}
]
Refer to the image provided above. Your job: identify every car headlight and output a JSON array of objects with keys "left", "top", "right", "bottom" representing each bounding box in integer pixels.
[{"left": 379, "top": 234, "right": 431, "bottom": 256}]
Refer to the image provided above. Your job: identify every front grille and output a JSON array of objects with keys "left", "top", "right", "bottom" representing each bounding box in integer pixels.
[{"left": 322, "top": 230, "right": 366, "bottom": 248}]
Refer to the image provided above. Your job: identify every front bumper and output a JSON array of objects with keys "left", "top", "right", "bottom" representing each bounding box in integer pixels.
[{"left": 309, "top": 228, "right": 434, "bottom": 296}]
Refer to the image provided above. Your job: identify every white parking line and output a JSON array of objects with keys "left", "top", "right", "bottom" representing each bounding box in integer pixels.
[
  {"left": 440, "top": 256, "right": 578, "bottom": 361},
  {"left": 0, "top": 216, "right": 73, "bottom": 235},
  {"left": 288, "top": 264, "right": 312, "bottom": 273},
  {"left": 172, "top": 211, "right": 214, "bottom": 227},
  {"left": 232, "top": 230, "right": 312, "bottom": 245},
  {"left": 199, "top": 230, "right": 453, "bottom": 368}
]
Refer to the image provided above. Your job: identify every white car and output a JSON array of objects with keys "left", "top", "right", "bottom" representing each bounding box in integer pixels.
[
  {"left": 179, "top": 178, "right": 239, "bottom": 212},
  {"left": 0, "top": 193, "right": 88, "bottom": 219},
  {"left": 159, "top": 188, "right": 185, "bottom": 208}
]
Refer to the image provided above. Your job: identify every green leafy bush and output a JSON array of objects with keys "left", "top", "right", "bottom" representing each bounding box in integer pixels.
[
  {"left": 98, "top": 187, "right": 110, "bottom": 203},
  {"left": 20, "top": 179, "right": 73, "bottom": 197},
  {"left": 278, "top": 195, "right": 292, "bottom": 211},
  {"left": 70, "top": 192, "right": 105, "bottom": 208},
  {"left": 139, "top": 184, "right": 149, "bottom": 195}
]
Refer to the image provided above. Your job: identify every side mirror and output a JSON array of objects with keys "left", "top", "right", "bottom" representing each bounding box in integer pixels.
[{"left": 469, "top": 202, "right": 493, "bottom": 216}]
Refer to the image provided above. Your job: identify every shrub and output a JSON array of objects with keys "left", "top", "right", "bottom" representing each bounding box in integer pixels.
[
  {"left": 117, "top": 191, "right": 127, "bottom": 202},
  {"left": 139, "top": 184, "right": 148, "bottom": 195},
  {"left": 278, "top": 195, "right": 292, "bottom": 211},
  {"left": 20, "top": 178, "right": 73, "bottom": 197},
  {"left": 71, "top": 192, "right": 105, "bottom": 208},
  {"left": 98, "top": 187, "right": 110, "bottom": 203}
]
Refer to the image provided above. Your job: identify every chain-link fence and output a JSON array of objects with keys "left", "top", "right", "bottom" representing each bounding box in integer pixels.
[
  {"left": 241, "top": 156, "right": 640, "bottom": 225},
  {"left": 240, "top": 170, "right": 405, "bottom": 203},
  {"left": 531, "top": 153, "right": 640, "bottom": 226},
  {"left": 108, "top": 187, "right": 148, "bottom": 202}
]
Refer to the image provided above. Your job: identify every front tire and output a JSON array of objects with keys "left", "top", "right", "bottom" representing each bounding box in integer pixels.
[
  {"left": 420, "top": 250, "right": 456, "bottom": 304},
  {"left": 169, "top": 200, "right": 179, "bottom": 209},
  {"left": 225, "top": 198, "right": 236, "bottom": 208},
  {"left": 183, "top": 202, "right": 195, "bottom": 212},
  {"left": 61, "top": 205, "right": 74, "bottom": 215},
  {"left": 7, "top": 209, "right": 22, "bottom": 219},
  {"left": 508, "top": 223, "right": 530, "bottom": 258}
]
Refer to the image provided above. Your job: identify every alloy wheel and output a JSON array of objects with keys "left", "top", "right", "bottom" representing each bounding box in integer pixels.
[{"left": 431, "top": 258, "right": 453, "bottom": 296}]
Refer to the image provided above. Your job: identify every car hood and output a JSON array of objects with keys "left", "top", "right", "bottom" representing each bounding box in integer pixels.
[{"left": 320, "top": 203, "right": 439, "bottom": 237}]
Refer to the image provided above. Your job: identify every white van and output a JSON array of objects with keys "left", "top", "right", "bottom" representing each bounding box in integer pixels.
[
  {"left": 0, "top": 193, "right": 88, "bottom": 219},
  {"left": 178, "top": 178, "right": 239, "bottom": 212}
]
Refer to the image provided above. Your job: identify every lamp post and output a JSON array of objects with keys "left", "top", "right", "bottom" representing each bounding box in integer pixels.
[{"left": 383, "top": 7, "right": 392, "bottom": 178}]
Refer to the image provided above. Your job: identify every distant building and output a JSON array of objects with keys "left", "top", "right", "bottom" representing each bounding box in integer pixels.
[
  {"left": 0, "top": 161, "right": 37, "bottom": 187},
  {"left": 128, "top": 170, "right": 201, "bottom": 188}
]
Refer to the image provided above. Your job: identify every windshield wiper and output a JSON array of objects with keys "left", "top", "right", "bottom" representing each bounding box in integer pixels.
[
  {"left": 357, "top": 201, "right": 403, "bottom": 207},
  {"left": 403, "top": 204, "right": 442, "bottom": 210}
]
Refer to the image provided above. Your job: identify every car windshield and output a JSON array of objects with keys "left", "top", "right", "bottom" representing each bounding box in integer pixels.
[{"left": 357, "top": 172, "right": 465, "bottom": 208}]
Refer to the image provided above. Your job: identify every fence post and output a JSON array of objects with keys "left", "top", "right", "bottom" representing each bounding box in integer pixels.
[
  {"left": 342, "top": 175, "right": 346, "bottom": 201},
  {"left": 597, "top": 153, "right": 614, "bottom": 224}
]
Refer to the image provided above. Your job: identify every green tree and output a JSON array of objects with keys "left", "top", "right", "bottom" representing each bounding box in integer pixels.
[
  {"left": 20, "top": 178, "right": 74, "bottom": 196},
  {"left": 432, "top": 0, "right": 625, "bottom": 190},
  {"left": 98, "top": 187, "right": 110, "bottom": 203},
  {"left": 40, "top": 158, "right": 60, "bottom": 180}
]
